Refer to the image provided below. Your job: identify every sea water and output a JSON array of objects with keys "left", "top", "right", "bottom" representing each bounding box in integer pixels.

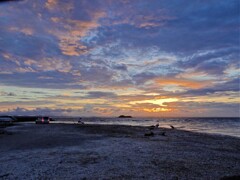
[
  {"left": 54, "top": 117, "right": 240, "bottom": 138},
  {"left": 82, "top": 117, "right": 240, "bottom": 138}
]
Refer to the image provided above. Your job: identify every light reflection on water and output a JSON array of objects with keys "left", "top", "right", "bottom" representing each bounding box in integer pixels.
[{"left": 53, "top": 117, "right": 240, "bottom": 138}]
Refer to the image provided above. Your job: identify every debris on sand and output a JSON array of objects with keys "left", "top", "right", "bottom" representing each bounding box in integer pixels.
[
  {"left": 220, "top": 175, "right": 240, "bottom": 180},
  {"left": 161, "top": 132, "right": 166, "bottom": 136},
  {"left": 0, "top": 129, "right": 12, "bottom": 135},
  {"left": 0, "top": 129, "right": 5, "bottom": 134},
  {"left": 78, "top": 118, "right": 84, "bottom": 124},
  {"left": 149, "top": 123, "right": 160, "bottom": 130},
  {"left": 0, "top": 173, "right": 10, "bottom": 178},
  {"left": 148, "top": 125, "right": 155, "bottom": 130},
  {"left": 144, "top": 131, "right": 154, "bottom": 137}
]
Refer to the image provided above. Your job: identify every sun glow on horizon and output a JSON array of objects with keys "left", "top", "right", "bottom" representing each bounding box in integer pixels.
[
  {"left": 143, "top": 107, "right": 172, "bottom": 112},
  {"left": 129, "top": 98, "right": 179, "bottom": 106},
  {"left": 0, "top": 0, "right": 238, "bottom": 117}
]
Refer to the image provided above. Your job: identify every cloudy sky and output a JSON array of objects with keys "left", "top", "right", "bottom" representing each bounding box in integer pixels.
[{"left": 0, "top": 0, "right": 239, "bottom": 117}]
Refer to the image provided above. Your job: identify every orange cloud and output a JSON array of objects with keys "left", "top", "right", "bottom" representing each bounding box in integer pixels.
[
  {"left": 143, "top": 107, "right": 172, "bottom": 112},
  {"left": 45, "top": 0, "right": 58, "bottom": 10},
  {"left": 9, "top": 27, "right": 34, "bottom": 36},
  {"left": 139, "top": 22, "right": 163, "bottom": 29},
  {"left": 155, "top": 78, "right": 211, "bottom": 89},
  {"left": 50, "top": 11, "right": 106, "bottom": 56},
  {"left": 45, "top": 0, "right": 73, "bottom": 11}
]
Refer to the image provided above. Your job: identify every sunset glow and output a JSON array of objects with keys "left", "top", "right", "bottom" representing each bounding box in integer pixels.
[
  {"left": 0, "top": 0, "right": 239, "bottom": 117},
  {"left": 130, "top": 98, "right": 179, "bottom": 106}
]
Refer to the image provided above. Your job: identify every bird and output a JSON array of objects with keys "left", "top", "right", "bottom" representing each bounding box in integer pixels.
[
  {"left": 155, "top": 123, "right": 159, "bottom": 128},
  {"left": 170, "top": 125, "right": 175, "bottom": 129}
]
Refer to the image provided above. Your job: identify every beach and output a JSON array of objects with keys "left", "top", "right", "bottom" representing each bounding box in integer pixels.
[{"left": 0, "top": 123, "right": 240, "bottom": 180}]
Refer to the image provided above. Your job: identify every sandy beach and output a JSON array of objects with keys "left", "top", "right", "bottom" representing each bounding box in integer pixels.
[{"left": 0, "top": 123, "right": 240, "bottom": 180}]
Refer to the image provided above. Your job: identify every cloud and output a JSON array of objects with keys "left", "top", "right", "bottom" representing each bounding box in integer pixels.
[
  {"left": 49, "top": 11, "right": 106, "bottom": 56},
  {"left": 0, "top": 0, "right": 239, "bottom": 116},
  {"left": 132, "top": 72, "right": 157, "bottom": 85},
  {"left": 177, "top": 47, "right": 239, "bottom": 75},
  {"left": 0, "top": 71, "right": 87, "bottom": 89},
  {"left": 9, "top": 27, "right": 34, "bottom": 36},
  {"left": 0, "top": 107, "right": 80, "bottom": 116},
  {"left": 165, "top": 101, "right": 240, "bottom": 117},
  {"left": 45, "top": 0, "right": 57, "bottom": 10},
  {"left": 155, "top": 78, "right": 211, "bottom": 89},
  {"left": 86, "top": 91, "right": 116, "bottom": 99},
  {"left": 0, "top": 91, "right": 16, "bottom": 96},
  {"left": 182, "top": 78, "right": 240, "bottom": 96},
  {"left": 112, "top": 64, "right": 128, "bottom": 71}
]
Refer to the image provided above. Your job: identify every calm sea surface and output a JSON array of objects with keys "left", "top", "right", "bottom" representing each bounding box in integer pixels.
[{"left": 56, "top": 117, "right": 240, "bottom": 138}]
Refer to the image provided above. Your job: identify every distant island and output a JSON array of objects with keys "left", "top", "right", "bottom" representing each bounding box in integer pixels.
[{"left": 118, "top": 115, "right": 132, "bottom": 118}]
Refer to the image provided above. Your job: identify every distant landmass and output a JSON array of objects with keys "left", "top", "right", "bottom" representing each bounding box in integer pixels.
[{"left": 118, "top": 115, "right": 132, "bottom": 118}]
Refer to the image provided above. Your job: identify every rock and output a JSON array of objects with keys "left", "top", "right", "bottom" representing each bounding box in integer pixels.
[
  {"left": 144, "top": 131, "right": 154, "bottom": 137},
  {"left": 0, "top": 173, "right": 10, "bottom": 178},
  {"left": 148, "top": 125, "right": 155, "bottom": 130},
  {"left": 171, "top": 176, "right": 179, "bottom": 180},
  {"left": 0, "top": 129, "right": 5, "bottom": 134},
  {"left": 220, "top": 176, "right": 240, "bottom": 180},
  {"left": 6, "top": 131, "right": 13, "bottom": 135},
  {"left": 118, "top": 115, "right": 132, "bottom": 118},
  {"left": 149, "top": 124, "right": 159, "bottom": 130}
]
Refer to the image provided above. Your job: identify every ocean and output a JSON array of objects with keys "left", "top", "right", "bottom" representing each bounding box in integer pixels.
[{"left": 56, "top": 117, "right": 240, "bottom": 138}]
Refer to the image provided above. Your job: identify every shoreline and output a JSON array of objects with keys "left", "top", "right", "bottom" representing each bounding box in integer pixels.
[
  {"left": 1, "top": 123, "right": 240, "bottom": 179},
  {"left": 53, "top": 120, "right": 240, "bottom": 139}
]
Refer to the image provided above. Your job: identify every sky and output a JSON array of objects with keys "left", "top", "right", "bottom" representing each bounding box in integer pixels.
[{"left": 0, "top": 0, "right": 239, "bottom": 117}]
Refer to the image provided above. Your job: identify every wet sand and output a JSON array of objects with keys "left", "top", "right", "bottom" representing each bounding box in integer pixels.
[{"left": 0, "top": 123, "right": 240, "bottom": 179}]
